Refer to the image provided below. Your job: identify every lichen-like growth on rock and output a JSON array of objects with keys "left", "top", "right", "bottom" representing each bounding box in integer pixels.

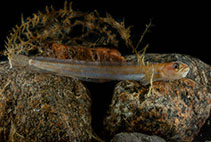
[
  {"left": 0, "top": 61, "right": 93, "bottom": 141},
  {"left": 4, "top": 1, "right": 133, "bottom": 62},
  {"left": 104, "top": 53, "right": 211, "bottom": 142}
]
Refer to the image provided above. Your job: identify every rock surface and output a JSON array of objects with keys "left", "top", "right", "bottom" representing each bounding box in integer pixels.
[
  {"left": 104, "top": 54, "right": 211, "bottom": 142},
  {"left": 0, "top": 61, "right": 92, "bottom": 142},
  {"left": 126, "top": 53, "right": 211, "bottom": 93},
  {"left": 111, "top": 132, "right": 166, "bottom": 142},
  {"left": 1, "top": 53, "right": 210, "bottom": 142}
]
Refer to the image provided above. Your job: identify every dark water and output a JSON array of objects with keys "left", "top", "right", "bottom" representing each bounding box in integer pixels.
[{"left": 0, "top": 0, "right": 210, "bottom": 141}]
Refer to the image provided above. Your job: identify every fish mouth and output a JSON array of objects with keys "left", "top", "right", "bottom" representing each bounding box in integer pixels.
[{"left": 181, "top": 65, "right": 190, "bottom": 78}]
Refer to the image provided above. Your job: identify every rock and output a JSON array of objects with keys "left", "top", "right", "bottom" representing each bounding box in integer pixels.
[
  {"left": 126, "top": 53, "right": 211, "bottom": 94},
  {"left": 104, "top": 54, "right": 211, "bottom": 142},
  {"left": 0, "top": 61, "right": 92, "bottom": 142},
  {"left": 111, "top": 132, "right": 166, "bottom": 142},
  {"left": 194, "top": 115, "right": 211, "bottom": 142}
]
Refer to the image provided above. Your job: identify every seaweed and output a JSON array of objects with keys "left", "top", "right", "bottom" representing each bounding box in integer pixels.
[{"left": 3, "top": 1, "right": 134, "bottom": 63}]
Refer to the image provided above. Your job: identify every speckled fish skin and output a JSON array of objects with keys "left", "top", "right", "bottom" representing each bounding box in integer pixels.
[
  {"left": 126, "top": 53, "right": 211, "bottom": 94},
  {"left": 9, "top": 54, "right": 190, "bottom": 85},
  {"left": 104, "top": 53, "right": 211, "bottom": 142}
]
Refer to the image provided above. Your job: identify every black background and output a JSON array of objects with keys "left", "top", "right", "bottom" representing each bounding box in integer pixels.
[
  {"left": 0, "top": 0, "right": 210, "bottom": 64},
  {"left": 0, "top": 0, "right": 210, "bottom": 141}
]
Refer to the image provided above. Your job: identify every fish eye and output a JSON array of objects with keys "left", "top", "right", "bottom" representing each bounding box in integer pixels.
[{"left": 173, "top": 63, "right": 180, "bottom": 70}]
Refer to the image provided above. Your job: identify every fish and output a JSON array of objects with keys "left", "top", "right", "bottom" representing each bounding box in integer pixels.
[{"left": 9, "top": 54, "right": 190, "bottom": 85}]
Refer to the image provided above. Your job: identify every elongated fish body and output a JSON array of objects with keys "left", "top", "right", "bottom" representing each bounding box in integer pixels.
[
  {"left": 10, "top": 54, "right": 190, "bottom": 85},
  {"left": 28, "top": 57, "right": 146, "bottom": 81}
]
